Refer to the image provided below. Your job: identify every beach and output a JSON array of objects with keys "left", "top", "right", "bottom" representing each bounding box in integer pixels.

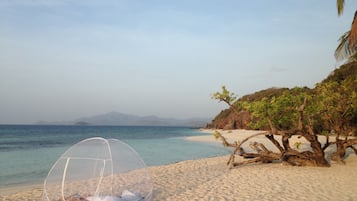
[{"left": 1, "top": 129, "right": 357, "bottom": 200}]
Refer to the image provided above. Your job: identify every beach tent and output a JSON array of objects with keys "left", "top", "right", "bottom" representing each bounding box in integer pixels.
[{"left": 42, "top": 137, "right": 152, "bottom": 201}]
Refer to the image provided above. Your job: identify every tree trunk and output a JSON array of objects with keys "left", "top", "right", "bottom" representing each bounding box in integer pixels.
[
  {"left": 213, "top": 95, "right": 356, "bottom": 168},
  {"left": 332, "top": 139, "right": 346, "bottom": 163}
]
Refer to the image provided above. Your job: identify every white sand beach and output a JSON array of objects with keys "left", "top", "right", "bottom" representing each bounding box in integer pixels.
[{"left": 1, "top": 129, "right": 357, "bottom": 201}]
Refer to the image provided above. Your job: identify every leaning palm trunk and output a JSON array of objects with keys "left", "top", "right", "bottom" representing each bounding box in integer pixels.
[{"left": 349, "top": 11, "right": 357, "bottom": 49}]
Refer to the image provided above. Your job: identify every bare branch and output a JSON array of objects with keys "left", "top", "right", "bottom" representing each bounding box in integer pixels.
[
  {"left": 265, "top": 134, "right": 284, "bottom": 153},
  {"left": 213, "top": 130, "right": 237, "bottom": 148},
  {"left": 349, "top": 145, "right": 357, "bottom": 155},
  {"left": 297, "top": 97, "right": 307, "bottom": 130}
]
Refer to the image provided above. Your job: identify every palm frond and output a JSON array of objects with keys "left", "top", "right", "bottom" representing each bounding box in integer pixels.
[
  {"left": 335, "top": 31, "right": 352, "bottom": 61},
  {"left": 337, "top": 0, "right": 345, "bottom": 16}
]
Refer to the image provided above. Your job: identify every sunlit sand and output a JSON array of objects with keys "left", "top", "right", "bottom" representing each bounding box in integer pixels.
[{"left": 1, "top": 129, "right": 357, "bottom": 200}]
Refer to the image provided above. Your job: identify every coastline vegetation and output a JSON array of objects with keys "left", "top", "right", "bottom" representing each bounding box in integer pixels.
[
  {"left": 211, "top": 61, "right": 356, "bottom": 167},
  {"left": 209, "top": 1, "right": 357, "bottom": 167}
]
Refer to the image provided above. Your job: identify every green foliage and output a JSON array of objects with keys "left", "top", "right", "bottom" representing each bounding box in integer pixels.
[
  {"left": 242, "top": 88, "right": 310, "bottom": 130},
  {"left": 213, "top": 130, "right": 221, "bottom": 140},
  {"left": 212, "top": 86, "right": 237, "bottom": 105},
  {"left": 323, "top": 61, "right": 357, "bottom": 84},
  {"left": 314, "top": 79, "right": 357, "bottom": 134},
  {"left": 211, "top": 62, "right": 357, "bottom": 133},
  {"left": 294, "top": 141, "right": 302, "bottom": 149},
  {"left": 239, "top": 87, "right": 289, "bottom": 102},
  {"left": 243, "top": 98, "right": 269, "bottom": 129},
  {"left": 243, "top": 80, "right": 356, "bottom": 133}
]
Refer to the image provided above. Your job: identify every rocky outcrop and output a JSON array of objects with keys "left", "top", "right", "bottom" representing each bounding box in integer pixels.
[{"left": 207, "top": 110, "right": 251, "bottom": 129}]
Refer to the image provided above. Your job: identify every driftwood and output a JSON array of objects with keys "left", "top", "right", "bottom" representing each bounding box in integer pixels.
[{"left": 216, "top": 97, "right": 357, "bottom": 168}]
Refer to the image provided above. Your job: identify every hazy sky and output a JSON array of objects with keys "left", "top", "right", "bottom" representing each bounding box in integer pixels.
[{"left": 1, "top": 0, "right": 356, "bottom": 124}]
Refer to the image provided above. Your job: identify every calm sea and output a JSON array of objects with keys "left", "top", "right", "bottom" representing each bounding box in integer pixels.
[{"left": 0, "top": 125, "right": 229, "bottom": 188}]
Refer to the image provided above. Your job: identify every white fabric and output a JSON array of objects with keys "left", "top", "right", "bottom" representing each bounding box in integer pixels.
[
  {"left": 87, "top": 196, "right": 121, "bottom": 201},
  {"left": 121, "top": 190, "right": 142, "bottom": 201},
  {"left": 86, "top": 190, "right": 142, "bottom": 201}
]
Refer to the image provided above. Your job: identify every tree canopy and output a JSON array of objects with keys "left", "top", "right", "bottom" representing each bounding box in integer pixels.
[{"left": 213, "top": 82, "right": 356, "bottom": 167}]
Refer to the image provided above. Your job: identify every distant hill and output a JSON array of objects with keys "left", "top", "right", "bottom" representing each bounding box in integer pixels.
[
  {"left": 35, "top": 112, "right": 210, "bottom": 127},
  {"left": 208, "top": 61, "right": 357, "bottom": 129}
]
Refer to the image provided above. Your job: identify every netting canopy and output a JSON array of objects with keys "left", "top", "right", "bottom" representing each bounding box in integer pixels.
[{"left": 42, "top": 137, "right": 153, "bottom": 201}]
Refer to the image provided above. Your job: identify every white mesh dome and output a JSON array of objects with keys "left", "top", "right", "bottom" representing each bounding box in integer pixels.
[{"left": 42, "top": 137, "right": 152, "bottom": 201}]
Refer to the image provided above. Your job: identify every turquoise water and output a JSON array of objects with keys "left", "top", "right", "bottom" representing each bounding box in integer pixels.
[{"left": 0, "top": 125, "right": 229, "bottom": 188}]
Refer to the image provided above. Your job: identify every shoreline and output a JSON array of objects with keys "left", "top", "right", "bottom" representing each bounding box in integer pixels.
[
  {"left": 0, "top": 129, "right": 219, "bottom": 198},
  {"left": 3, "top": 154, "right": 357, "bottom": 200},
  {"left": 0, "top": 184, "right": 43, "bottom": 194},
  {"left": 2, "top": 129, "right": 357, "bottom": 200}
]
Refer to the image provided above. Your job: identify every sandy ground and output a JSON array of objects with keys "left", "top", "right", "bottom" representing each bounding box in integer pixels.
[{"left": 1, "top": 129, "right": 357, "bottom": 201}]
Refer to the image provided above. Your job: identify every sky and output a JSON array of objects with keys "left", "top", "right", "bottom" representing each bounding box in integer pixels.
[{"left": 1, "top": 0, "right": 357, "bottom": 124}]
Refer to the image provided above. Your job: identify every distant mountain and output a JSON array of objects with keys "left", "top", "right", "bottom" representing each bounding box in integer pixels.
[{"left": 36, "top": 112, "right": 210, "bottom": 127}]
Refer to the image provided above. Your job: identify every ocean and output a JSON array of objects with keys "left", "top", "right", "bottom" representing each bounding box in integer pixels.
[{"left": 0, "top": 125, "right": 229, "bottom": 188}]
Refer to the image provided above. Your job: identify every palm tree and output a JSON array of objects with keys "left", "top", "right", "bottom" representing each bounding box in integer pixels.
[{"left": 335, "top": 0, "right": 357, "bottom": 62}]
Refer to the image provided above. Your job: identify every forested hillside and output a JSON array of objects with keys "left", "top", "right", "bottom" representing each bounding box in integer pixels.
[{"left": 208, "top": 61, "right": 357, "bottom": 135}]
